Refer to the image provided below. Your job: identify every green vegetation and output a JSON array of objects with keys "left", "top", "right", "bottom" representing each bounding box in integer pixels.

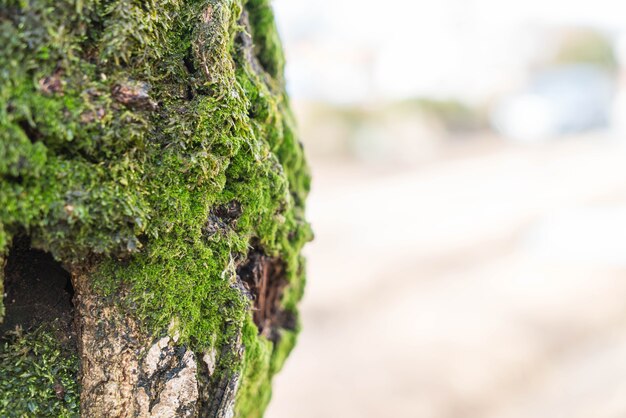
[
  {"left": 552, "top": 29, "right": 617, "bottom": 71},
  {"left": 0, "top": 324, "right": 79, "bottom": 417},
  {"left": 0, "top": 0, "right": 310, "bottom": 415}
]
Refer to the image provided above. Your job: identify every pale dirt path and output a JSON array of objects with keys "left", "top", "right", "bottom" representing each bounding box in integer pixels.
[{"left": 267, "top": 136, "right": 626, "bottom": 418}]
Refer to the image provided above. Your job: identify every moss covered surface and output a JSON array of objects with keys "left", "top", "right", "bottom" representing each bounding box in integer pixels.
[
  {"left": 0, "top": 0, "right": 310, "bottom": 415},
  {"left": 0, "top": 323, "right": 79, "bottom": 417}
]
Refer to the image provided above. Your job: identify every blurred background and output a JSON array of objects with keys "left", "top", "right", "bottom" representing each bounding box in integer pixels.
[{"left": 266, "top": 1, "right": 626, "bottom": 417}]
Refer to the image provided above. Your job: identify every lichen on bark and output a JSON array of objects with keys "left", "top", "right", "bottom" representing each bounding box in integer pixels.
[{"left": 0, "top": 0, "right": 311, "bottom": 416}]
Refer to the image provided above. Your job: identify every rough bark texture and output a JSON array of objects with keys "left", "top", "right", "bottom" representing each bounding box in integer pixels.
[
  {"left": 0, "top": 0, "right": 311, "bottom": 417},
  {"left": 73, "top": 268, "right": 201, "bottom": 417}
]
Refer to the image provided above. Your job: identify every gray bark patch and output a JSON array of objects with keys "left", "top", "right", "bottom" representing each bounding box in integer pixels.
[{"left": 74, "top": 273, "right": 199, "bottom": 418}]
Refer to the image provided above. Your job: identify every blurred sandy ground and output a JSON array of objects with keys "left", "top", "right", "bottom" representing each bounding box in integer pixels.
[
  {"left": 266, "top": 132, "right": 626, "bottom": 418},
  {"left": 264, "top": 1, "right": 626, "bottom": 416}
]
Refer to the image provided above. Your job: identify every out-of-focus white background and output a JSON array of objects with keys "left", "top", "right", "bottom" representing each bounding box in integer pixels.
[{"left": 266, "top": 1, "right": 626, "bottom": 417}]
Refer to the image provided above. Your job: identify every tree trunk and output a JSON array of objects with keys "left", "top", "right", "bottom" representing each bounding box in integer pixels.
[{"left": 0, "top": 1, "right": 311, "bottom": 417}]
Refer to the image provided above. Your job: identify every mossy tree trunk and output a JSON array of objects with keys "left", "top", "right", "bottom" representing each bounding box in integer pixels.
[{"left": 0, "top": 1, "right": 311, "bottom": 417}]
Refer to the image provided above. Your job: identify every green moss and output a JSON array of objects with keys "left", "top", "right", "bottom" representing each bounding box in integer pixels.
[
  {"left": 1, "top": 0, "right": 309, "bottom": 415},
  {"left": 244, "top": 0, "right": 286, "bottom": 84},
  {"left": 0, "top": 324, "right": 79, "bottom": 417},
  {"left": 235, "top": 317, "right": 274, "bottom": 418},
  {"left": 0, "top": 254, "right": 4, "bottom": 322},
  {"left": 235, "top": 315, "right": 300, "bottom": 418}
]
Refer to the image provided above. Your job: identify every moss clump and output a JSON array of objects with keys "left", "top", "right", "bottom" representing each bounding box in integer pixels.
[
  {"left": 1, "top": 0, "right": 310, "bottom": 415},
  {"left": 235, "top": 317, "right": 299, "bottom": 418},
  {"left": 0, "top": 324, "right": 79, "bottom": 417}
]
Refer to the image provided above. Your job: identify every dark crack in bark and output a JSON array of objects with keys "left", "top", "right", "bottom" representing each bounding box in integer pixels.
[
  {"left": 236, "top": 246, "right": 293, "bottom": 342},
  {"left": 1, "top": 235, "right": 74, "bottom": 336},
  {"left": 203, "top": 200, "right": 242, "bottom": 238}
]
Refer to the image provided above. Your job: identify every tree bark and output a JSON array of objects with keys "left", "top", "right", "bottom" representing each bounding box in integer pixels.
[{"left": 0, "top": 1, "right": 310, "bottom": 417}]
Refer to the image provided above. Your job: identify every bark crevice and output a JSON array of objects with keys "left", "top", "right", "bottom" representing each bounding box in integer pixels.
[
  {"left": 0, "top": 235, "right": 74, "bottom": 336},
  {"left": 237, "top": 246, "right": 294, "bottom": 342}
]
